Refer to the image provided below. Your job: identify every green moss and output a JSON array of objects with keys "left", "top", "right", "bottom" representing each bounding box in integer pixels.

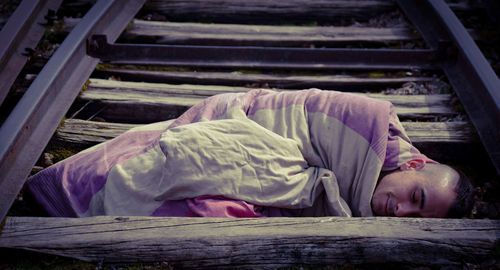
[
  {"left": 49, "top": 148, "right": 79, "bottom": 163},
  {"left": 368, "top": 72, "right": 385, "bottom": 78},
  {"left": 124, "top": 19, "right": 135, "bottom": 31},
  {"left": 56, "top": 116, "right": 66, "bottom": 130},
  {"left": 95, "top": 63, "right": 115, "bottom": 70},
  {"left": 30, "top": 166, "right": 44, "bottom": 175},
  {"left": 303, "top": 22, "right": 319, "bottom": 27},
  {"left": 79, "top": 79, "right": 90, "bottom": 94},
  {"left": 41, "top": 141, "right": 81, "bottom": 164},
  {"left": 235, "top": 69, "right": 263, "bottom": 75},
  {"left": 96, "top": 63, "right": 194, "bottom": 72}
]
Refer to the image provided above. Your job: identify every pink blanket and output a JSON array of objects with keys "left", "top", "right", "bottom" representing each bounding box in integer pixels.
[{"left": 27, "top": 89, "right": 432, "bottom": 217}]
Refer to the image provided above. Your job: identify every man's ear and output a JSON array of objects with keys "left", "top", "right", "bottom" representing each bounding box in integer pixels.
[{"left": 400, "top": 158, "right": 425, "bottom": 171}]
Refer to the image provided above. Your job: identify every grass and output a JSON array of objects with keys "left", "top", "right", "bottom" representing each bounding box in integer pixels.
[{"left": 0, "top": 249, "right": 96, "bottom": 270}]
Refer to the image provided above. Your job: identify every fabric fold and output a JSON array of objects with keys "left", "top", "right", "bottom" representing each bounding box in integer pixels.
[{"left": 27, "top": 89, "right": 432, "bottom": 217}]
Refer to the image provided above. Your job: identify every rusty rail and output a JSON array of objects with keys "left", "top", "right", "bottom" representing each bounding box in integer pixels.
[
  {"left": 87, "top": 34, "right": 442, "bottom": 70},
  {"left": 398, "top": 0, "right": 500, "bottom": 175},
  {"left": 0, "top": 0, "right": 63, "bottom": 105},
  {"left": 0, "top": 0, "right": 145, "bottom": 222},
  {"left": 87, "top": 0, "right": 500, "bottom": 175}
]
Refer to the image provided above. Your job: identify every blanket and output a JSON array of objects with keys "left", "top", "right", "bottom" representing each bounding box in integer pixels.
[{"left": 27, "top": 89, "right": 432, "bottom": 217}]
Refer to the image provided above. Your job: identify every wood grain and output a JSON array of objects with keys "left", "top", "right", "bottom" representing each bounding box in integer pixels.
[
  {"left": 142, "top": 0, "right": 396, "bottom": 24},
  {"left": 123, "top": 19, "right": 416, "bottom": 46},
  {"left": 78, "top": 79, "right": 456, "bottom": 122},
  {"left": 96, "top": 68, "right": 435, "bottom": 91},
  {"left": 65, "top": 18, "right": 416, "bottom": 47},
  {"left": 55, "top": 119, "right": 474, "bottom": 148},
  {"left": 1, "top": 216, "right": 498, "bottom": 268}
]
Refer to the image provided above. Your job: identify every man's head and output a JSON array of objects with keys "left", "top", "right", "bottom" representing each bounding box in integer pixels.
[{"left": 371, "top": 159, "right": 474, "bottom": 218}]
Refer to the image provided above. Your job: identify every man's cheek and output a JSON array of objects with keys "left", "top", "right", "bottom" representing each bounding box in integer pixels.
[{"left": 370, "top": 195, "right": 381, "bottom": 215}]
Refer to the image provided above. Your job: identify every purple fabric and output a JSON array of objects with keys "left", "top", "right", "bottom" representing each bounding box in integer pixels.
[
  {"left": 28, "top": 89, "right": 433, "bottom": 218},
  {"left": 151, "top": 196, "right": 267, "bottom": 218},
  {"left": 28, "top": 129, "right": 164, "bottom": 216},
  {"left": 247, "top": 90, "right": 390, "bottom": 161},
  {"left": 170, "top": 89, "right": 392, "bottom": 162}
]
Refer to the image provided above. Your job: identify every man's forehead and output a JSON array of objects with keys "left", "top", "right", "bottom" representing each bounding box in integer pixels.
[
  {"left": 435, "top": 174, "right": 458, "bottom": 189},
  {"left": 421, "top": 172, "right": 458, "bottom": 217},
  {"left": 422, "top": 164, "right": 459, "bottom": 188}
]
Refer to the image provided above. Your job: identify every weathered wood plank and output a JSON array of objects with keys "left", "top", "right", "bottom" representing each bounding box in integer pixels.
[
  {"left": 445, "top": 0, "right": 484, "bottom": 12},
  {"left": 95, "top": 68, "right": 436, "bottom": 91},
  {"left": 55, "top": 119, "right": 474, "bottom": 148},
  {"left": 0, "top": 216, "right": 498, "bottom": 268},
  {"left": 53, "top": 0, "right": 480, "bottom": 19},
  {"left": 123, "top": 19, "right": 416, "bottom": 46},
  {"left": 79, "top": 79, "right": 456, "bottom": 122},
  {"left": 54, "top": 118, "right": 478, "bottom": 163},
  {"left": 55, "top": 119, "right": 140, "bottom": 146},
  {"left": 63, "top": 18, "right": 478, "bottom": 47},
  {"left": 403, "top": 121, "right": 474, "bottom": 143},
  {"left": 141, "top": 0, "right": 396, "bottom": 24},
  {"left": 64, "top": 18, "right": 416, "bottom": 47}
]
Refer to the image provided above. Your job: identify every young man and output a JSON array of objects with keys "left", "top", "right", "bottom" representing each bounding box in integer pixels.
[
  {"left": 26, "top": 89, "right": 474, "bottom": 218},
  {"left": 371, "top": 160, "right": 474, "bottom": 218}
]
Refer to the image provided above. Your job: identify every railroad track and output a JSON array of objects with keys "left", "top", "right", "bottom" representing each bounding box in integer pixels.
[{"left": 0, "top": 0, "right": 499, "bottom": 268}]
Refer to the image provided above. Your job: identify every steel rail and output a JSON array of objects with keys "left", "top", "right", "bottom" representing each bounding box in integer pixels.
[
  {"left": 87, "top": 34, "right": 441, "bottom": 70},
  {"left": 0, "top": 0, "right": 145, "bottom": 222},
  {"left": 398, "top": 0, "right": 500, "bottom": 175},
  {"left": 0, "top": 0, "right": 63, "bottom": 106}
]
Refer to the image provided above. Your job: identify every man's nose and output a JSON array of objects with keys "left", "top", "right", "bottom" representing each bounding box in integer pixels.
[{"left": 394, "top": 201, "right": 419, "bottom": 217}]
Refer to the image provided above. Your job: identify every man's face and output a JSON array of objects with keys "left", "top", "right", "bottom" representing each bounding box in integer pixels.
[{"left": 371, "top": 168, "right": 457, "bottom": 218}]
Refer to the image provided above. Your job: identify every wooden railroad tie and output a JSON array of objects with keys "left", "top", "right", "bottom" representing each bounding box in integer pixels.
[{"left": 0, "top": 0, "right": 498, "bottom": 268}]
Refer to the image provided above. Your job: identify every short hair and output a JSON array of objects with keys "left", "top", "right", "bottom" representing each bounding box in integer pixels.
[{"left": 446, "top": 167, "right": 475, "bottom": 218}]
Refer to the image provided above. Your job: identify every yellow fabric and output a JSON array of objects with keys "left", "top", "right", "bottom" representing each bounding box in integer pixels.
[{"left": 154, "top": 118, "right": 352, "bottom": 216}]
